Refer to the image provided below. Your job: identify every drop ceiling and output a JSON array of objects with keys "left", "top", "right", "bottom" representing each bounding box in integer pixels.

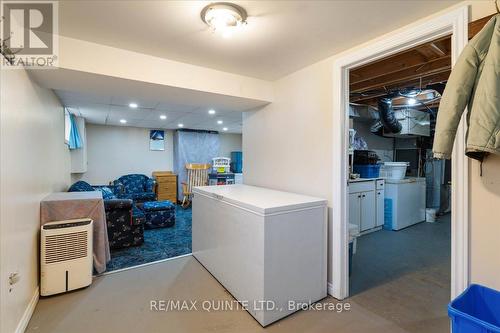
[
  {"left": 59, "top": 0, "right": 461, "bottom": 80},
  {"left": 57, "top": 90, "right": 243, "bottom": 133}
]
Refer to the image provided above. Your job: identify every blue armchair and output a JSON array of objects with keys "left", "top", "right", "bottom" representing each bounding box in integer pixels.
[
  {"left": 68, "top": 181, "right": 145, "bottom": 250},
  {"left": 113, "top": 174, "right": 157, "bottom": 203}
]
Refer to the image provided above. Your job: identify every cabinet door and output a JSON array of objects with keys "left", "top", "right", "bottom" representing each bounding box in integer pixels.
[
  {"left": 349, "top": 193, "right": 361, "bottom": 229},
  {"left": 376, "top": 189, "right": 385, "bottom": 227},
  {"left": 360, "top": 191, "right": 376, "bottom": 232}
]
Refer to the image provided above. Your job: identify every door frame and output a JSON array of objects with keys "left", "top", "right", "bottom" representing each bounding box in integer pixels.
[{"left": 330, "top": 5, "right": 469, "bottom": 300}]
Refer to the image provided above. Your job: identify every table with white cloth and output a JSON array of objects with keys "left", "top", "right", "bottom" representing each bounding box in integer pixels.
[{"left": 40, "top": 191, "right": 110, "bottom": 273}]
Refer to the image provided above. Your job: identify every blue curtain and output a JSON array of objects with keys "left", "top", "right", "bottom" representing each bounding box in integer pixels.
[{"left": 68, "top": 113, "right": 82, "bottom": 150}]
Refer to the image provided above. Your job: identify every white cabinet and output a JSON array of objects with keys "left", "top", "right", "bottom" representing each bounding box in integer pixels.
[
  {"left": 360, "top": 191, "right": 376, "bottom": 231},
  {"left": 349, "top": 193, "right": 361, "bottom": 228},
  {"left": 192, "top": 184, "right": 327, "bottom": 327},
  {"left": 349, "top": 179, "right": 385, "bottom": 233},
  {"left": 376, "top": 189, "right": 385, "bottom": 227}
]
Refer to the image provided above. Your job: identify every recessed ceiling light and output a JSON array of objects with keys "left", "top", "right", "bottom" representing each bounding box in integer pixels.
[
  {"left": 129, "top": 103, "right": 138, "bottom": 109},
  {"left": 222, "top": 127, "right": 228, "bottom": 131},
  {"left": 217, "top": 120, "right": 223, "bottom": 125},
  {"left": 160, "top": 115, "right": 167, "bottom": 120},
  {"left": 208, "top": 109, "right": 216, "bottom": 115},
  {"left": 178, "top": 123, "right": 184, "bottom": 128},
  {"left": 120, "top": 119, "right": 127, "bottom": 124},
  {"left": 201, "top": 2, "right": 248, "bottom": 38}
]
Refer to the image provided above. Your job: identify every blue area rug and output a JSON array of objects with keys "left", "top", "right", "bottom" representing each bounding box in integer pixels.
[{"left": 105, "top": 206, "right": 192, "bottom": 272}]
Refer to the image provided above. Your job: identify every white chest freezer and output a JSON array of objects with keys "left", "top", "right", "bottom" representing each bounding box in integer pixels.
[
  {"left": 384, "top": 177, "right": 426, "bottom": 230},
  {"left": 192, "top": 184, "right": 327, "bottom": 326}
]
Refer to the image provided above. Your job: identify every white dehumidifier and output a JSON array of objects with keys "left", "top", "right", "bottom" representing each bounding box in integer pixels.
[{"left": 40, "top": 218, "right": 93, "bottom": 296}]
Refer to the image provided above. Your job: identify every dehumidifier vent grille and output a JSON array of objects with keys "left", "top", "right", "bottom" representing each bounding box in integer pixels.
[{"left": 44, "top": 231, "right": 89, "bottom": 264}]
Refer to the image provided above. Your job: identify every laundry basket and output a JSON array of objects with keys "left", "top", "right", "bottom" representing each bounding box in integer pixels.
[
  {"left": 448, "top": 284, "right": 500, "bottom": 333},
  {"left": 381, "top": 162, "right": 409, "bottom": 180}
]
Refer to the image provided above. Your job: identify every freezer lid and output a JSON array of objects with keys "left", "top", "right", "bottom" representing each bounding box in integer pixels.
[{"left": 193, "top": 184, "right": 327, "bottom": 215}]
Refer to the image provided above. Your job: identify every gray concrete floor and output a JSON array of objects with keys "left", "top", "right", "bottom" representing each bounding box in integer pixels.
[
  {"left": 27, "top": 216, "right": 451, "bottom": 333},
  {"left": 350, "top": 214, "right": 451, "bottom": 333}
]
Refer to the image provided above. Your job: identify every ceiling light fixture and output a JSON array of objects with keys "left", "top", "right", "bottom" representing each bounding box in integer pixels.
[
  {"left": 222, "top": 127, "right": 228, "bottom": 131},
  {"left": 407, "top": 98, "right": 417, "bottom": 105},
  {"left": 160, "top": 115, "right": 167, "bottom": 120},
  {"left": 208, "top": 109, "right": 216, "bottom": 115},
  {"left": 201, "top": 2, "right": 248, "bottom": 38},
  {"left": 178, "top": 123, "right": 184, "bottom": 128},
  {"left": 217, "top": 120, "right": 223, "bottom": 124},
  {"left": 129, "top": 103, "right": 138, "bottom": 109},
  {"left": 120, "top": 119, "right": 127, "bottom": 124}
]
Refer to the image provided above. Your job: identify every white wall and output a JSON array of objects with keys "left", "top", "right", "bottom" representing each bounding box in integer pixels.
[
  {"left": 218, "top": 133, "right": 242, "bottom": 158},
  {"left": 74, "top": 124, "right": 175, "bottom": 184},
  {"left": 77, "top": 125, "right": 242, "bottom": 185},
  {"left": 0, "top": 69, "right": 71, "bottom": 333},
  {"left": 243, "top": 57, "right": 334, "bottom": 281},
  {"left": 466, "top": 1, "right": 500, "bottom": 291},
  {"left": 59, "top": 36, "right": 273, "bottom": 103}
]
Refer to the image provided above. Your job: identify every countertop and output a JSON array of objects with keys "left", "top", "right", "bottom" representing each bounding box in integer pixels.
[{"left": 349, "top": 177, "right": 384, "bottom": 183}]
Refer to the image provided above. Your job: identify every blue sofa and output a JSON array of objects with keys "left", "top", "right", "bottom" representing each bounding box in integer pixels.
[
  {"left": 113, "top": 174, "right": 157, "bottom": 203},
  {"left": 68, "top": 181, "right": 145, "bottom": 250}
]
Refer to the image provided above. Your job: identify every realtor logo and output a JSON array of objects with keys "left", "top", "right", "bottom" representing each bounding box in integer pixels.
[{"left": 1, "top": 1, "right": 58, "bottom": 68}]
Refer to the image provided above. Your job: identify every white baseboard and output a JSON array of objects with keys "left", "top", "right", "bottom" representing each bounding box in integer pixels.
[{"left": 15, "top": 287, "right": 39, "bottom": 333}]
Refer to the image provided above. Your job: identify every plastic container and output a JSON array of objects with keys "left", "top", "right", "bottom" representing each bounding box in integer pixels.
[
  {"left": 448, "top": 284, "right": 500, "bottom": 333},
  {"left": 231, "top": 151, "right": 243, "bottom": 162},
  {"left": 426, "top": 208, "right": 437, "bottom": 223},
  {"left": 231, "top": 152, "right": 243, "bottom": 173},
  {"left": 353, "top": 164, "right": 381, "bottom": 178},
  {"left": 381, "top": 162, "right": 409, "bottom": 180},
  {"left": 348, "top": 242, "right": 353, "bottom": 277}
]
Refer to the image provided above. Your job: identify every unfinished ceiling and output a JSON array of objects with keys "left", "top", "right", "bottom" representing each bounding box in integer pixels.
[
  {"left": 348, "top": 13, "right": 496, "bottom": 107},
  {"left": 349, "top": 37, "right": 452, "bottom": 107},
  {"left": 58, "top": 0, "right": 461, "bottom": 80}
]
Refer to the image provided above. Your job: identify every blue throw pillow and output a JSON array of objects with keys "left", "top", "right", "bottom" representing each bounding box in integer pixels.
[
  {"left": 68, "top": 181, "right": 94, "bottom": 192},
  {"left": 94, "top": 186, "right": 115, "bottom": 200}
]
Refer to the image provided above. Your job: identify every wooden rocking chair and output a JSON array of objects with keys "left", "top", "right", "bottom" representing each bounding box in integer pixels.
[{"left": 181, "top": 163, "right": 211, "bottom": 209}]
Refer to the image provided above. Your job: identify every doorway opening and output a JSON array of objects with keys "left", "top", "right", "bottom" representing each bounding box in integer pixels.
[
  {"left": 331, "top": 4, "right": 469, "bottom": 312},
  {"left": 345, "top": 36, "right": 453, "bottom": 331}
]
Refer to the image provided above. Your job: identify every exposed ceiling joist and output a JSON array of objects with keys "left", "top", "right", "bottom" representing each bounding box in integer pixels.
[
  {"left": 350, "top": 70, "right": 450, "bottom": 105},
  {"left": 469, "top": 14, "right": 495, "bottom": 40},
  {"left": 349, "top": 37, "right": 450, "bottom": 85},
  {"left": 428, "top": 42, "right": 447, "bottom": 57},
  {"left": 350, "top": 56, "right": 451, "bottom": 94},
  {"left": 349, "top": 13, "right": 494, "bottom": 103}
]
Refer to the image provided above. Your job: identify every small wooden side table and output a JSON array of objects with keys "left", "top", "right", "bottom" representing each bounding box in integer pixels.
[{"left": 152, "top": 171, "right": 178, "bottom": 204}]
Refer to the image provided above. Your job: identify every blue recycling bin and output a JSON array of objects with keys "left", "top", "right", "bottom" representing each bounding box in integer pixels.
[{"left": 448, "top": 284, "right": 500, "bottom": 333}]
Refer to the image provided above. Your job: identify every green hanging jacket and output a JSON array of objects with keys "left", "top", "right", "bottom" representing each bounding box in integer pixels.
[{"left": 433, "top": 14, "right": 500, "bottom": 162}]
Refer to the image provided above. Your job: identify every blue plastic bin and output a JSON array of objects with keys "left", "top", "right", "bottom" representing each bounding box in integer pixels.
[
  {"left": 449, "top": 284, "right": 500, "bottom": 333},
  {"left": 353, "top": 164, "right": 381, "bottom": 178}
]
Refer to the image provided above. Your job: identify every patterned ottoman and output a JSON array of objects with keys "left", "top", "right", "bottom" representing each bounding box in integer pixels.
[{"left": 140, "top": 201, "right": 176, "bottom": 229}]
